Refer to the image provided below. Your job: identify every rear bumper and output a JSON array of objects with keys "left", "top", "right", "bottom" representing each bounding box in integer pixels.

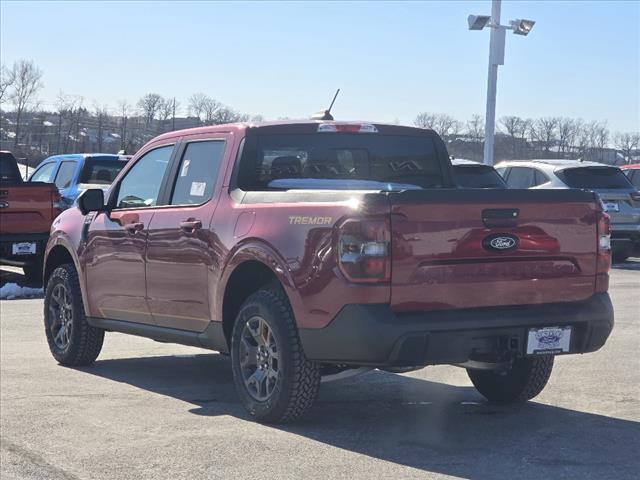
[
  {"left": 299, "top": 293, "right": 614, "bottom": 367},
  {"left": 0, "top": 233, "right": 49, "bottom": 266}
]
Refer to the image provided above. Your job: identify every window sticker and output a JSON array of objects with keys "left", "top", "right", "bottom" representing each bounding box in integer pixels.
[
  {"left": 190, "top": 181, "right": 206, "bottom": 197},
  {"left": 180, "top": 159, "right": 190, "bottom": 177}
]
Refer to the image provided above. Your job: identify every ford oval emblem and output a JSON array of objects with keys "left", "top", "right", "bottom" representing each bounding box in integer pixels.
[
  {"left": 0, "top": 200, "right": 9, "bottom": 209},
  {"left": 483, "top": 233, "right": 519, "bottom": 252}
]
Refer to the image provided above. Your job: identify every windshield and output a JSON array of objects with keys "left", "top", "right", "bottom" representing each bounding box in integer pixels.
[
  {"left": 558, "top": 167, "right": 633, "bottom": 189},
  {"left": 79, "top": 159, "right": 126, "bottom": 185},
  {"left": 0, "top": 152, "right": 22, "bottom": 182},
  {"left": 237, "top": 134, "right": 445, "bottom": 191},
  {"left": 454, "top": 165, "right": 507, "bottom": 188}
]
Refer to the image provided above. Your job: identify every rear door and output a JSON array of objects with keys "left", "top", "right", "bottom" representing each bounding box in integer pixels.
[
  {"left": 84, "top": 144, "right": 174, "bottom": 324},
  {"left": 389, "top": 189, "right": 599, "bottom": 312},
  {"left": 145, "top": 137, "right": 228, "bottom": 331}
]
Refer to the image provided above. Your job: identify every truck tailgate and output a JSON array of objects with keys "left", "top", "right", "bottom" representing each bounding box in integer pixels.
[
  {"left": 389, "top": 189, "right": 599, "bottom": 312},
  {"left": 0, "top": 183, "right": 60, "bottom": 234}
]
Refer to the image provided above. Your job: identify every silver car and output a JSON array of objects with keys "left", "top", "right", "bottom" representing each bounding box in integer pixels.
[{"left": 495, "top": 159, "right": 640, "bottom": 262}]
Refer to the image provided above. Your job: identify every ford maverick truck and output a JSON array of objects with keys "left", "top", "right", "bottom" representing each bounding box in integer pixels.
[{"left": 42, "top": 121, "right": 614, "bottom": 423}]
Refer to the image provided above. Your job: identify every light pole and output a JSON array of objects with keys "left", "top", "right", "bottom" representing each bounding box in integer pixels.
[{"left": 468, "top": 0, "right": 535, "bottom": 165}]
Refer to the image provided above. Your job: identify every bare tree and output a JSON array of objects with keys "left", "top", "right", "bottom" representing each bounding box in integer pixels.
[
  {"left": 614, "top": 132, "right": 640, "bottom": 164},
  {"left": 413, "top": 112, "right": 459, "bottom": 138},
  {"left": 0, "top": 63, "right": 16, "bottom": 106},
  {"left": 94, "top": 104, "right": 109, "bottom": 152},
  {"left": 202, "top": 97, "right": 223, "bottom": 125},
  {"left": 531, "top": 117, "right": 559, "bottom": 154},
  {"left": 8, "top": 59, "right": 44, "bottom": 147},
  {"left": 499, "top": 115, "right": 523, "bottom": 156},
  {"left": 137, "top": 93, "right": 163, "bottom": 129},
  {"left": 188, "top": 92, "right": 209, "bottom": 122},
  {"left": 557, "top": 117, "right": 579, "bottom": 156},
  {"left": 414, "top": 112, "right": 437, "bottom": 129},
  {"left": 466, "top": 114, "right": 484, "bottom": 141},
  {"left": 117, "top": 100, "right": 131, "bottom": 151}
]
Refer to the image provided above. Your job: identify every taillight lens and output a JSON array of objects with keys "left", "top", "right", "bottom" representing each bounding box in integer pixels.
[
  {"left": 596, "top": 210, "right": 611, "bottom": 274},
  {"left": 51, "top": 190, "right": 64, "bottom": 217},
  {"left": 338, "top": 218, "right": 390, "bottom": 283},
  {"left": 318, "top": 123, "right": 378, "bottom": 133}
]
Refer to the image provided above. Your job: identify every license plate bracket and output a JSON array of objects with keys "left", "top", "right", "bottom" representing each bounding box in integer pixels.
[
  {"left": 526, "top": 326, "right": 571, "bottom": 355},
  {"left": 12, "top": 242, "right": 37, "bottom": 256}
]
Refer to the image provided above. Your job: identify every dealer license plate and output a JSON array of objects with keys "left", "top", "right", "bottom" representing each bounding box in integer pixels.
[
  {"left": 526, "top": 326, "right": 571, "bottom": 355},
  {"left": 12, "top": 242, "right": 36, "bottom": 255}
]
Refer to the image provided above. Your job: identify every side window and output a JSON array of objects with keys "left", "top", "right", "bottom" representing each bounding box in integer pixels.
[
  {"left": 495, "top": 167, "right": 508, "bottom": 179},
  {"left": 54, "top": 161, "right": 77, "bottom": 189},
  {"left": 116, "top": 145, "right": 173, "bottom": 209},
  {"left": 170, "top": 140, "right": 225, "bottom": 205},
  {"left": 533, "top": 169, "right": 549, "bottom": 186},
  {"left": 506, "top": 167, "right": 534, "bottom": 188},
  {"left": 30, "top": 162, "right": 57, "bottom": 183}
]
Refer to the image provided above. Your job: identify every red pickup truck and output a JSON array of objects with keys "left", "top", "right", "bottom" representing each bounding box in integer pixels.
[
  {"left": 42, "top": 121, "right": 614, "bottom": 423},
  {"left": 1, "top": 151, "right": 62, "bottom": 282}
]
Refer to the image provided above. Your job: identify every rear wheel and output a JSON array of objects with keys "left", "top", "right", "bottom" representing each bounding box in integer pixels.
[
  {"left": 467, "top": 355, "right": 554, "bottom": 404},
  {"left": 44, "top": 264, "right": 104, "bottom": 366},
  {"left": 231, "top": 289, "right": 321, "bottom": 423}
]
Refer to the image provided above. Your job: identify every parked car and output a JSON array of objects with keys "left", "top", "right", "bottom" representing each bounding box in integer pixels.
[
  {"left": 0, "top": 151, "right": 63, "bottom": 283},
  {"left": 620, "top": 163, "right": 640, "bottom": 189},
  {"left": 496, "top": 159, "right": 640, "bottom": 262},
  {"left": 451, "top": 159, "right": 507, "bottom": 188},
  {"left": 43, "top": 121, "right": 613, "bottom": 423},
  {"left": 28, "top": 153, "right": 130, "bottom": 208}
]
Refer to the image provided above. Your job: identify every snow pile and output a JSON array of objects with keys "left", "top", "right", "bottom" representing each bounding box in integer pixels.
[{"left": 0, "top": 283, "right": 43, "bottom": 300}]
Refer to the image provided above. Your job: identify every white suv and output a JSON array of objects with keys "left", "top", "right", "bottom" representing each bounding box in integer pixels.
[{"left": 495, "top": 159, "right": 640, "bottom": 262}]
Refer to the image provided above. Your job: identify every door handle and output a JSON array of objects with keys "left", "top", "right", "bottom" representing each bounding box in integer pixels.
[
  {"left": 124, "top": 222, "right": 144, "bottom": 233},
  {"left": 179, "top": 219, "right": 202, "bottom": 233}
]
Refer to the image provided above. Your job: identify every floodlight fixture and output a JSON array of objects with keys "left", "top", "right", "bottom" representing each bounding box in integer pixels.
[
  {"left": 468, "top": 14, "right": 491, "bottom": 31},
  {"left": 510, "top": 19, "right": 535, "bottom": 36}
]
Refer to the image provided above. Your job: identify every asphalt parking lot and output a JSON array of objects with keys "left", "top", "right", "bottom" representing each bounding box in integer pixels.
[{"left": 1, "top": 262, "right": 639, "bottom": 480}]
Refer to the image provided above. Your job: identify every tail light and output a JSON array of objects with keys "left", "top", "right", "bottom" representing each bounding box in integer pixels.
[
  {"left": 338, "top": 218, "right": 390, "bottom": 283},
  {"left": 318, "top": 123, "right": 378, "bottom": 133},
  {"left": 596, "top": 210, "right": 611, "bottom": 292},
  {"left": 51, "top": 190, "right": 64, "bottom": 217}
]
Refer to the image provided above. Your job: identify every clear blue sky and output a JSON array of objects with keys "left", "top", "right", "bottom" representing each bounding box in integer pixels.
[{"left": 1, "top": 0, "right": 639, "bottom": 132}]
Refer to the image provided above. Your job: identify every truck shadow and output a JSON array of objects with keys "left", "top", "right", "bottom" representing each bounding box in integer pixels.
[{"left": 78, "top": 353, "right": 638, "bottom": 479}]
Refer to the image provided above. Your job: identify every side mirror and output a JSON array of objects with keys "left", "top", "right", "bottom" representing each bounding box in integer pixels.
[{"left": 77, "top": 188, "right": 106, "bottom": 215}]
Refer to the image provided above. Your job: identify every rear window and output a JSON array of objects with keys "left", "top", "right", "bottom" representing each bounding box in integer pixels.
[
  {"left": 0, "top": 152, "right": 22, "bottom": 182},
  {"left": 558, "top": 167, "right": 633, "bottom": 189},
  {"left": 79, "top": 159, "right": 126, "bottom": 185},
  {"left": 453, "top": 165, "right": 507, "bottom": 188},
  {"left": 236, "top": 134, "right": 444, "bottom": 191}
]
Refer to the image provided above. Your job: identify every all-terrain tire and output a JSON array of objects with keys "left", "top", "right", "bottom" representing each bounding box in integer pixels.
[
  {"left": 231, "top": 289, "right": 321, "bottom": 423},
  {"left": 467, "top": 355, "right": 554, "bottom": 404},
  {"left": 44, "top": 264, "right": 104, "bottom": 366}
]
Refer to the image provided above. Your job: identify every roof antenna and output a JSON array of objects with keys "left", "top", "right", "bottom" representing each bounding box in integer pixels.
[{"left": 311, "top": 89, "right": 340, "bottom": 121}]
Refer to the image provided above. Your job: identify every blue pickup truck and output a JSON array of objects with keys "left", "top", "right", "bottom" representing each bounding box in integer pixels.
[{"left": 28, "top": 153, "right": 130, "bottom": 207}]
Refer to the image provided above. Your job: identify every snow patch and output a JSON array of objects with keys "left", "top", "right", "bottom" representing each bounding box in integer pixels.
[{"left": 0, "top": 283, "right": 43, "bottom": 300}]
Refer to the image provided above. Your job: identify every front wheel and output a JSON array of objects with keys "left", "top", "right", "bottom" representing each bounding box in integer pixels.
[
  {"left": 44, "top": 264, "right": 104, "bottom": 366},
  {"left": 231, "top": 289, "right": 321, "bottom": 423},
  {"left": 467, "top": 355, "right": 554, "bottom": 404}
]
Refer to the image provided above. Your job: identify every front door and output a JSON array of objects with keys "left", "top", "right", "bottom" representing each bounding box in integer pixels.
[
  {"left": 146, "top": 138, "right": 227, "bottom": 332},
  {"left": 84, "top": 144, "right": 175, "bottom": 324}
]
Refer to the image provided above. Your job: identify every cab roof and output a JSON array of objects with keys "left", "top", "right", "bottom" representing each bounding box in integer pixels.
[{"left": 151, "top": 120, "right": 436, "bottom": 143}]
